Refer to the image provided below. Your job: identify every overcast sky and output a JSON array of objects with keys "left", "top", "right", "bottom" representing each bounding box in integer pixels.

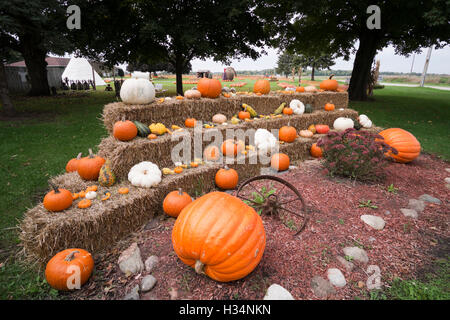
[{"left": 190, "top": 45, "right": 450, "bottom": 75}]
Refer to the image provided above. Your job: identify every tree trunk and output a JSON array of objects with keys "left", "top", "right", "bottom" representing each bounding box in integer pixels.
[
  {"left": 175, "top": 55, "right": 184, "bottom": 96},
  {"left": 0, "top": 63, "right": 16, "bottom": 116},
  {"left": 310, "top": 63, "right": 315, "bottom": 81},
  {"left": 348, "top": 33, "right": 379, "bottom": 101},
  {"left": 21, "top": 34, "right": 50, "bottom": 96}
]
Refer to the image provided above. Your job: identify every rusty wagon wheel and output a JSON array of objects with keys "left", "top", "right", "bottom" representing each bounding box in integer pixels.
[{"left": 234, "top": 175, "right": 309, "bottom": 235}]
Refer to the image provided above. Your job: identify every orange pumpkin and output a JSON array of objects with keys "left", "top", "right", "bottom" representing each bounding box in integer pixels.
[
  {"left": 185, "top": 118, "right": 197, "bottom": 128},
  {"left": 204, "top": 145, "right": 220, "bottom": 161},
  {"left": 310, "top": 143, "right": 323, "bottom": 158},
  {"left": 271, "top": 153, "right": 290, "bottom": 171},
  {"left": 43, "top": 183, "right": 73, "bottom": 212},
  {"left": 172, "top": 192, "right": 266, "bottom": 282},
  {"left": 320, "top": 74, "right": 339, "bottom": 91},
  {"left": 113, "top": 118, "right": 137, "bottom": 141},
  {"left": 315, "top": 124, "right": 330, "bottom": 134},
  {"left": 174, "top": 166, "right": 184, "bottom": 174},
  {"left": 279, "top": 126, "right": 297, "bottom": 143},
  {"left": 45, "top": 249, "right": 94, "bottom": 291},
  {"left": 65, "top": 152, "right": 83, "bottom": 173},
  {"left": 238, "top": 110, "right": 251, "bottom": 120},
  {"left": 215, "top": 166, "right": 239, "bottom": 190},
  {"left": 163, "top": 188, "right": 193, "bottom": 217},
  {"left": 253, "top": 79, "right": 271, "bottom": 94},
  {"left": 78, "top": 199, "right": 92, "bottom": 209},
  {"left": 118, "top": 187, "right": 129, "bottom": 194},
  {"left": 296, "top": 86, "right": 305, "bottom": 93},
  {"left": 378, "top": 128, "right": 421, "bottom": 163},
  {"left": 221, "top": 139, "right": 244, "bottom": 157},
  {"left": 77, "top": 148, "right": 106, "bottom": 181},
  {"left": 197, "top": 78, "right": 222, "bottom": 98},
  {"left": 324, "top": 103, "right": 335, "bottom": 111},
  {"left": 282, "top": 107, "right": 293, "bottom": 115}
]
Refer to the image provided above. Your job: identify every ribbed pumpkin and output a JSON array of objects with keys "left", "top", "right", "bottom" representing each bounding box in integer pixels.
[
  {"left": 172, "top": 192, "right": 266, "bottom": 282},
  {"left": 197, "top": 78, "right": 222, "bottom": 98},
  {"left": 271, "top": 153, "right": 290, "bottom": 171},
  {"left": 45, "top": 249, "right": 94, "bottom": 291},
  {"left": 65, "top": 153, "right": 83, "bottom": 173},
  {"left": 43, "top": 183, "right": 73, "bottom": 212},
  {"left": 163, "top": 188, "right": 193, "bottom": 217},
  {"left": 77, "top": 149, "right": 106, "bottom": 181},
  {"left": 378, "top": 128, "right": 421, "bottom": 163},
  {"left": 253, "top": 79, "right": 271, "bottom": 94},
  {"left": 113, "top": 118, "right": 137, "bottom": 141},
  {"left": 319, "top": 75, "right": 339, "bottom": 91},
  {"left": 279, "top": 126, "right": 297, "bottom": 143},
  {"left": 215, "top": 166, "right": 239, "bottom": 190},
  {"left": 98, "top": 160, "right": 116, "bottom": 187}
]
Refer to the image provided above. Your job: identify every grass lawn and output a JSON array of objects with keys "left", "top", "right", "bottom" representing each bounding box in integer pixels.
[{"left": 0, "top": 83, "right": 448, "bottom": 299}]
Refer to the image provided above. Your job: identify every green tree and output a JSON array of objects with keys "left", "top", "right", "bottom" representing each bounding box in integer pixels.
[
  {"left": 258, "top": 0, "right": 450, "bottom": 100},
  {"left": 275, "top": 51, "right": 294, "bottom": 77}
]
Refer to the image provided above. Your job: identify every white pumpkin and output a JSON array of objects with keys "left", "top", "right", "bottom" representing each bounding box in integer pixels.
[
  {"left": 131, "top": 71, "right": 150, "bottom": 80},
  {"left": 85, "top": 191, "right": 97, "bottom": 200},
  {"left": 285, "top": 87, "right": 295, "bottom": 91},
  {"left": 128, "top": 161, "right": 162, "bottom": 188},
  {"left": 289, "top": 99, "right": 305, "bottom": 115},
  {"left": 184, "top": 89, "right": 201, "bottom": 99},
  {"left": 358, "top": 114, "right": 373, "bottom": 128},
  {"left": 304, "top": 85, "right": 318, "bottom": 93},
  {"left": 333, "top": 117, "right": 354, "bottom": 131},
  {"left": 254, "top": 128, "right": 278, "bottom": 155},
  {"left": 120, "top": 78, "right": 156, "bottom": 105},
  {"left": 212, "top": 113, "right": 227, "bottom": 124}
]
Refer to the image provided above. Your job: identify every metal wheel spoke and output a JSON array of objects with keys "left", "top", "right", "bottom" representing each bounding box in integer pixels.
[
  {"left": 279, "top": 196, "right": 303, "bottom": 206},
  {"left": 277, "top": 206, "right": 305, "bottom": 218},
  {"left": 236, "top": 194, "right": 263, "bottom": 206}
]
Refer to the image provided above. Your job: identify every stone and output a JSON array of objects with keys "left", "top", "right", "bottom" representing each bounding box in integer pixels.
[
  {"left": 310, "top": 276, "right": 336, "bottom": 298},
  {"left": 118, "top": 242, "right": 144, "bottom": 275},
  {"left": 446, "top": 184, "right": 450, "bottom": 190},
  {"left": 446, "top": 168, "right": 450, "bottom": 173},
  {"left": 140, "top": 275, "right": 157, "bottom": 292},
  {"left": 144, "top": 255, "right": 159, "bottom": 272},
  {"left": 368, "top": 237, "right": 376, "bottom": 242},
  {"left": 336, "top": 256, "right": 354, "bottom": 273},
  {"left": 445, "top": 177, "right": 450, "bottom": 184},
  {"left": 418, "top": 194, "right": 441, "bottom": 205},
  {"left": 123, "top": 285, "right": 140, "bottom": 300},
  {"left": 327, "top": 268, "right": 346, "bottom": 288},
  {"left": 343, "top": 247, "right": 369, "bottom": 264},
  {"left": 263, "top": 284, "right": 295, "bottom": 300},
  {"left": 400, "top": 208, "right": 418, "bottom": 219},
  {"left": 384, "top": 210, "right": 391, "bottom": 215},
  {"left": 407, "top": 199, "right": 426, "bottom": 212},
  {"left": 360, "top": 215, "right": 386, "bottom": 230}
]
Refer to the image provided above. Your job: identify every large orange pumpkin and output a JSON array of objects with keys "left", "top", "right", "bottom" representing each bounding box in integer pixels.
[
  {"left": 253, "top": 79, "right": 271, "bottom": 94},
  {"left": 163, "top": 188, "right": 193, "bottom": 217},
  {"left": 113, "top": 118, "right": 137, "bottom": 141},
  {"left": 319, "top": 75, "right": 339, "bottom": 91},
  {"left": 215, "top": 166, "right": 239, "bottom": 190},
  {"left": 172, "top": 192, "right": 266, "bottom": 282},
  {"left": 45, "top": 248, "right": 94, "bottom": 291},
  {"left": 378, "top": 128, "right": 421, "bottom": 163},
  {"left": 77, "top": 149, "right": 106, "bottom": 180},
  {"left": 197, "top": 78, "right": 222, "bottom": 98},
  {"left": 279, "top": 126, "right": 297, "bottom": 143},
  {"left": 43, "top": 183, "right": 73, "bottom": 212}
]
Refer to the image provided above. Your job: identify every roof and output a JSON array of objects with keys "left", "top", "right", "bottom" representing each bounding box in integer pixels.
[{"left": 7, "top": 56, "right": 71, "bottom": 67}]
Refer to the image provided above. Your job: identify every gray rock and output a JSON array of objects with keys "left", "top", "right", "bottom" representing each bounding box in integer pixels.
[
  {"left": 446, "top": 184, "right": 450, "bottom": 190},
  {"left": 263, "top": 284, "right": 295, "bottom": 300},
  {"left": 144, "top": 255, "right": 159, "bottom": 273},
  {"left": 384, "top": 210, "right": 391, "bottom": 215},
  {"left": 407, "top": 199, "right": 426, "bottom": 212},
  {"left": 360, "top": 215, "right": 386, "bottom": 230},
  {"left": 446, "top": 168, "right": 450, "bottom": 173},
  {"left": 400, "top": 208, "right": 418, "bottom": 219},
  {"left": 418, "top": 194, "right": 441, "bottom": 205},
  {"left": 336, "top": 256, "right": 355, "bottom": 273},
  {"left": 343, "top": 247, "right": 369, "bottom": 264},
  {"left": 310, "top": 276, "right": 336, "bottom": 298},
  {"left": 368, "top": 236, "right": 376, "bottom": 242},
  {"left": 327, "top": 268, "right": 346, "bottom": 288},
  {"left": 445, "top": 177, "right": 450, "bottom": 184},
  {"left": 140, "top": 275, "right": 157, "bottom": 292},
  {"left": 118, "top": 242, "right": 144, "bottom": 275},
  {"left": 123, "top": 285, "right": 140, "bottom": 300}
]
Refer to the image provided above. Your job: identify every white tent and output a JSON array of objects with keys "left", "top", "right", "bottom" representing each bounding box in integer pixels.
[{"left": 61, "top": 57, "right": 106, "bottom": 86}]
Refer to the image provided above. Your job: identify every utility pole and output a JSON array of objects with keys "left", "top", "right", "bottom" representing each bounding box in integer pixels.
[
  {"left": 410, "top": 54, "right": 415, "bottom": 74},
  {"left": 420, "top": 46, "right": 433, "bottom": 87}
]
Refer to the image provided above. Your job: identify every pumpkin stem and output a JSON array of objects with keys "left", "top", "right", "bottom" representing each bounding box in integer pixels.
[
  {"left": 194, "top": 260, "right": 205, "bottom": 274},
  {"left": 329, "top": 74, "right": 335, "bottom": 80},
  {"left": 88, "top": 148, "right": 94, "bottom": 158},
  {"left": 49, "top": 182, "right": 60, "bottom": 194},
  {"left": 76, "top": 152, "right": 82, "bottom": 160},
  {"left": 224, "top": 165, "right": 229, "bottom": 170},
  {"left": 64, "top": 250, "right": 80, "bottom": 262},
  {"left": 178, "top": 188, "right": 183, "bottom": 195},
  {"left": 121, "top": 116, "right": 126, "bottom": 122}
]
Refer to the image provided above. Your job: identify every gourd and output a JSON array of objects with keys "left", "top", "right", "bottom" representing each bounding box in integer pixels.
[
  {"left": 77, "top": 149, "right": 106, "bottom": 181},
  {"left": 358, "top": 114, "right": 373, "bottom": 128},
  {"left": 43, "top": 183, "right": 73, "bottom": 212},
  {"left": 254, "top": 128, "right": 278, "bottom": 154},
  {"left": 279, "top": 126, "right": 297, "bottom": 143},
  {"left": 113, "top": 118, "right": 138, "bottom": 141},
  {"left": 172, "top": 192, "right": 266, "bottom": 282},
  {"left": 98, "top": 160, "right": 116, "bottom": 187},
  {"left": 128, "top": 161, "right": 162, "bottom": 188},
  {"left": 238, "top": 108, "right": 251, "bottom": 120},
  {"left": 133, "top": 121, "right": 151, "bottom": 137},
  {"left": 241, "top": 103, "right": 258, "bottom": 118},
  {"left": 304, "top": 85, "right": 318, "bottom": 92},
  {"left": 378, "top": 128, "right": 421, "bottom": 163},
  {"left": 212, "top": 114, "right": 227, "bottom": 124},
  {"left": 289, "top": 99, "right": 305, "bottom": 115},
  {"left": 120, "top": 78, "right": 155, "bottom": 104},
  {"left": 271, "top": 153, "right": 290, "bottom": 171},
  {"left": 45, "top": 249, "right": 94, "bottom": 291},
  {"left": 253, "top": 79, "right": 271, "bottom": 94},
  {"left": 149, "top": 123, "right": 167, "bottom": 135},
  {"left": 197, "top": 78, "right": 222, "bottom": 98},
  {"left": 215, "top": 166, "right": 239, "bottom": 190},
  {"left": 315, "top": 124, "right": 330, "bottom": 134},
  {"left": 118, "top": 187, "right": 129, "bottom": 194},
  {"left": 163, "top": 188, "right": 193, "bottom": 217},
  {"left": 78, "top": 199, "right": 92, "bottom": 208},
  {"left": 299, "top": 130, "right": 313, "bottom": 138},
  {"left": 274, "top": 102, "right": 286, "bottom": 115},
  {"left": 310, "top": 143, "right": 323, "bottom": 158},
  {"left": 320, "top": 74, "right": 339, "bottom": 91},
  {"left": 85, "top": 191, "right": 97, "bottom": 200},
  {"left": 308, "top": 124, "right": 316, "bottom": 133},
  {"left": 304, "top": 104, "right": 313, "bottom": 114},
  {"left": 184, "top": 89, "right": 201, "bottom": 99},
  {"left": 333, "top": 117, "right": 354, "bottom": 131},
  {"left": 66, "top": 153, "right": 83, "bottom": 173}
]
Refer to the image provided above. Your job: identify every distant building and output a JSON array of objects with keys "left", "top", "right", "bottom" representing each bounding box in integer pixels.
[{"left": 196, "top": 70, "right": 212, "bottom": 78}]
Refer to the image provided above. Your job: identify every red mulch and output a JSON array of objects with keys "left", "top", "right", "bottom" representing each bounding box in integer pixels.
[{"left": 64, "top": 153, "right": 449, "bottom": 300}]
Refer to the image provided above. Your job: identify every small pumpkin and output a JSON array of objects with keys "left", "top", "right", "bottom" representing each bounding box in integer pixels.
[
  {"left": 85, "top": 186, "right": 98, "bottom": 192},
  {"left": 85, "top": 191, "right": 97, "bottom": 200},
  {"left": 184, "top": 89, "right": 201, "bottom": 99},
  {"left": 358, "top": 114, "right": 373, "bottom": 128},
  {"left": 215, "top": 166, "right": 239, "bottom": 190},
  {"left": 289, "top": 99, "right": 305, "bottom": 115},
  {"left": 238, "top": 109, "right": 251, "bottom": 120},
  {"left": 113, "top": 118, "right": 138, "bottom": 141},
  {"left": 197, "top": 78, "right": 222, "bottom": 98},
  {"left": 185, "top": 118, "right": 197, "bottom": 128},
  {"left": 118, "top": 187, "right": 129, "bottom": 194},
  {"left": 148, "top": 133, "right": 158, "bottom": 140},
  {"left": 78, "top": 199, "right": 92, "bottom": 209},
  {"left": 333, "top": 117, "right": 354, "bottom": 131},
  {"left": 212, "top": 114, "right": 227, "bottom": 124},
  {"left": 77, "top": 149, "right": 106, "bottom": 181},
  {"left": 241, "top": 103, "right": 258, "bottom": 117},
  {"left": 315, "top": 125, "right": 330, "bottom": 134},
  {"left": 279, "top": 126, "right": 297, "bottom": 143},
  {"left": 282, "top": 107, "right": 293, "bottom": 115},
  {"left": 101, "top": 192, "right": 111, "bottom": 201},
  {"left": 65, "top": 153, "right": 83, "bottom": 173},
  {"left": 45, "top": 249, "right": 94, "bottom": 291},
  {"left": 204, "top": 145, "right": 220, "bottom": 161},
  {"left": 324, "top": 103, "right": 335, "bottom": 111},
  {"left": 253, "top": 79, "right": 271, "bottom": 94},
  {"left": 149, "top": 123, "right": 167, "bottom": 135},
  {"left": 43, "top": 183, "right": 73, "bottom": 212},
  {"left": 296, "top": 86, "right": 305, "bottom": 93},
  {"left": 98, "top": 160, "right": 116, "bottom": 187},
  {"left": 319, "top": 74, "right": 339, "bottom": 91},
  {"left": 174, "top": 166, "right": 183, "bottom": 174},
  {"left": 310, "top": 143, "right": 323, "bottom": 158},
  {"left": 163, "top": 188, "right": 193, "bottom": 217},
  {"left": 221, "top": 139, "right": 244, "bottom": 157},
  {"left": 299, "top": 130, "right": 314, "bottom": 138},
  {"left": 128, "top": 161, "right": 162, "bottom": 188},
  {"left": 304, "top": 85, "right": 318, "bottom": 93},
  {"left": 271, "top": 153, "right": 290, "bottom": 171}
]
